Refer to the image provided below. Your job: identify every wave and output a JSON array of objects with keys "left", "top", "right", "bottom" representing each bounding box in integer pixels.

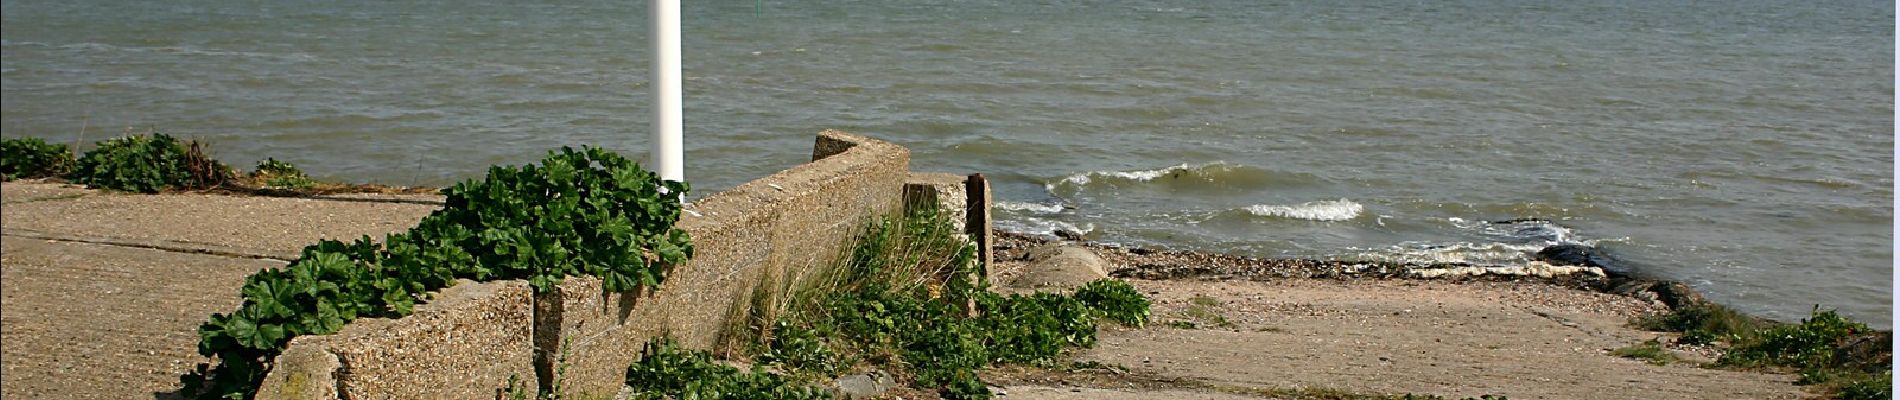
[
  {"left": 1447, "top": 217, "right": 1591, "bottom": 246},
  {"left": 1344, "top": 241, "right": 1550, "bottom": 265},
  {"left": 1340, "top": 218, "right": 1619, "bottom": 268},
  {"left": 26, "top": 41, "right": 321, "bottom": 62},
  {"left": 995, "top": 201, "right": 1067, "bottom": 214},
  {"left": 1244, "top": 199, "right": 1363, "bottom": 222},
  {"left": 995, "top": 217, "right": 1095, "bottom": 238},
  {"left": 1044, "top": 161, "right": 1317, "bottom": 194}
]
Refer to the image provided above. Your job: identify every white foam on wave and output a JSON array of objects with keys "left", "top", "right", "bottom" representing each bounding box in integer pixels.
[
  {"left": 1346, "top": 241, "right": 1549, "bottom": 265},
  {"left": 1343, "top": 218, "right": 1618, "bottom": 268},
  {"left": 1244, "top": 199, "right": 1364, "bottom": 222},
  {"left": 1448, "top": 217, "right": 1597, "bottom": 247},
  {"left": 995, "top": 201, "right": 1066, "bottom": 214},
  {"left": 1045, "top": 162, "right": 1233, "bottom": 192},
  {"left": 996, "top": 217, "right": 1096, "bottom": 238}
]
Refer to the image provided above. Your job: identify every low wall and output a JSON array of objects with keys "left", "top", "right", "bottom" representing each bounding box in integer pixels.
[{"left": 257, "top": 130, "right": 926, "bottom": 399}]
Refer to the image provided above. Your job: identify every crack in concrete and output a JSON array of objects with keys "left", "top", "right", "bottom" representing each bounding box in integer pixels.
[
  {"left": 0, "top": 229, "right": 297, "bottom": 262},
  {"left": 329, "top": 348, "right": 354, "bottom": 400},
  {"left": 0, "top": 192, "right": 89, "bottom": 204}
]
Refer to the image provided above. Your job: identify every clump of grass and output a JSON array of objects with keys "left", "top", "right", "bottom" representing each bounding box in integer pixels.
[
  {"left": 0, "top": 137, "right": 75, "bottom": 180},
  {"left": 1611, "top": 339, "right": 1681, "bottom": 366},
  {"left": 724, "top": 205, "right": 1153, "bottom": 400}
]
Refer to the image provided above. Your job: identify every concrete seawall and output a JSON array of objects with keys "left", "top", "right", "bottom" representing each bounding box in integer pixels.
[{"left": 257, "top": 130, "right": 984, "bottom": 399}]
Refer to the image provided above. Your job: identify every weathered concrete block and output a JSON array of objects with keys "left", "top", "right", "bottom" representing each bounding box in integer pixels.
[
  {"left": 904, "top": 172, "right": 970, "bottom": 231},
  {"left": 254, "top": 342, "right": 340, "bottom": 400},
  {"left": 257, "top": 280, "right": 536, "bottom": 400}
]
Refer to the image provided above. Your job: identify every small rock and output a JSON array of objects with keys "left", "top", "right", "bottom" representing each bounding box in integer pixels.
[{"left": 830, "top": 370, "right": 897, "bottom": 399}]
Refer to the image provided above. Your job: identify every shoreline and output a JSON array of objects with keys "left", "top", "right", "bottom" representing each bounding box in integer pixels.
[
  {"left": 0, "top": 180, "right": 1884, "bottom": 399},
  {"left": 995, "top": 231, "right": 1720, "bottom": 317},
  {"left": 2, "top": 177, "right": 1834, "bottom": 325},
  {"left": 985, "top": 231, "right": 1885, "bottom": 399}
]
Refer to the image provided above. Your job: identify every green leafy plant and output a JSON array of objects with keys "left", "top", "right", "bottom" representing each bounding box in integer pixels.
[
  {"left": 626, "top": 338, "right": 831, "bottom": 400},
  {"left": 437, "top": 146, "right": 693, "bottom": 293},
  {"left": 1719, "top": 308, "right": 1870, "bottom": 369},
  {"left": 1073, "top": 279, "right": 1151, "bottom": 327},
  {"left": 0, "top": 137, "right": 74, "bottom": 180},
  {"left": 184, "top": 146, "right": 691, "bottom": 399},
  {"left": 971, "top": 291, "right": 1097, "bottom": 364},
  {"left": 753, "top": 319, "right": 849, "bottom": 379},
  {"left": 71, "top": 133, "right": 229, "bottom": 192}
]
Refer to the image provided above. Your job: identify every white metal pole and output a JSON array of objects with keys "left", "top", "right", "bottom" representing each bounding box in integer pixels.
[{"left": 651, "top": 0, "right": 683, "bottom": 183}]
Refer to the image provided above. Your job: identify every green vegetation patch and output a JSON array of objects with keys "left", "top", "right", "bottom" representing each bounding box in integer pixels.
[
  {"left": 1717, "top": 308, "right": 1892, "bottom": 399},
  {"left": 626, "top": 339, "right": 832, "bottom": 400},
  {"left": 183, "top": 146, "right": 692, "bottom": 399},
  {"left": 71, "top": 133, "right": 230, "bottom": 192},
  {"left": 1073, "top": 278, "right": 1152, "bottom": 328},
  {"left": 1635, "top": 302, "right": 1770, "bottom": 345},
  {"left": 0, "top": 137, "right": 74, "bottom": 180},
  {"left": 247, "top": 157, "right": 315, "bottom": 189},
  {"left": 700, "top": 207, "right": 1153, "bottom": 400},
  {"left": 1635, "top": 304, "right": 1891, "bottom": 399}
]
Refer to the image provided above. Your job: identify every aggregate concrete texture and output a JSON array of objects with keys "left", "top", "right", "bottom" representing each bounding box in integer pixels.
[{"left": 0, "top": 236, "right": 279, "bottom": 400}]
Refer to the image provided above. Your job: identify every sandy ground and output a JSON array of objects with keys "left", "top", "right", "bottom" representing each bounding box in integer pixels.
[
  {"left": 984, "top": 234, "right": 1807, "bottom": 399},
  {"left": 1068, "top": 279, "right": 1797, "bottom": 399}
]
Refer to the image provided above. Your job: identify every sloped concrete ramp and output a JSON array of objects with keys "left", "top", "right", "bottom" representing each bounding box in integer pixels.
[{"left": 1, "top": 183, "right": 437, "bottom": 399}]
